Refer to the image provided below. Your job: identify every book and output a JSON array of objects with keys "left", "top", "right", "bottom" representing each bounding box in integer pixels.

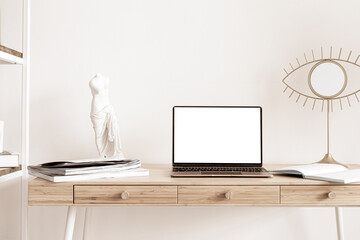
[
  {"left": 0, "top": 151, "right": 19, "bottom": 167},
  {"left": 272, "top": 163, "right": 360, "bottom": 184},
  {"left": 29, "top": 159, "right": 141, "bottom": 176},
  {"left": 28, "top": 167, "right": 149, "bottom": 182}
]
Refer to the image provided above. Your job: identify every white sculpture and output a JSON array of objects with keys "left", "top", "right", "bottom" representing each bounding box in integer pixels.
[{"left": 89, "top": 74, "right": 124, "bottom": 159}]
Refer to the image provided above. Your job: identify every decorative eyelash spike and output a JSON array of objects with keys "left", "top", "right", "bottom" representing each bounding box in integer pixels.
[
  {"left": 283, "top": 68, "right": 288, "bottom": 74},
  {"left": 304, "top": 53, "right": 308, "bottom": 63},
  {"left": 347, "top": 51, "right": 352, "bottom": 61},
  {"left": 338, "top": 48, "right": 342, "bottom": 59},
  {"left": 289, "top": 90, "right": 294, "bottom": 98},
  {"left": 355, "top": 93, "right": 360, "bottom": 102},
  {"left": 303, "top": 97, "right": 308, "bottom": 107},
  {"left": 347, "top": 96, "right": 351, "bottom": 107},
  {"left": 296, "top": 58, "right": 300, "bottom": 67},
  {"left": 339, "top": 99, "right": 343, "bottom": 110},
  {"left": 312, "top": 99, "right": 316, "bottom": 110},
  {"left": 289, "top": 63, "right": 294, "bottom": 71},
  {"left": 321, "top": 100, "right": 324, "bottom": 112},
  {"left": 321, "top": 47, "right": 323, "bottom": 59},
  {"left": 296, "top": 94, "right": 301, "bottom": 103},
  {"left": 283, "top": 86, "right": 288, "bottom": 93},
  {"left": 330, "top": 46, "right": 332, "bottom": 59},
  {"left": 312, "top": 49, "right": 315, "bottom": 61},
  {"left": 355, "top": 55, "right": 360, "bottom": 65}
]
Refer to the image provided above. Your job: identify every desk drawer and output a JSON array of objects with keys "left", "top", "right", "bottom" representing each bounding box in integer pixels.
[
  {"left": 74, "top": 185, "right": 177, "bottom": 205},
  {"left": 281, "top": 186, "right": 360, "bottom": 205},
  {"left": 178, "top": 186, "right": 279, "bottom": 205}
]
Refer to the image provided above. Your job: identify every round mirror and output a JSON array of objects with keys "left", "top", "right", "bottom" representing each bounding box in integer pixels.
[{"left": 308, "top": 60, "right": 347, "bottom": 98}]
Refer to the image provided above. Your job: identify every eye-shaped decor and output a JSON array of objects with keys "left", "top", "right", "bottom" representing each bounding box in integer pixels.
[{"left": 281, "top": 47, "right": 360, "bottom": 167}]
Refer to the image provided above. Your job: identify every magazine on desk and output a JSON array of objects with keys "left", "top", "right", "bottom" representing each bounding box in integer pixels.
[
  {"left": 272, "top": 163, "right": 360, "bottom": 184},
  {"left": 28, "top": 159, "right": 149, "bottom": 182},
  {"left": 31, "top": 159, "right": 141, "bottom": 175}
]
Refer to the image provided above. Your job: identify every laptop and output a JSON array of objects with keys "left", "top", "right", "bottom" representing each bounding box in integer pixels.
[{"left": 171, "top": 106, "right": 272, "bottom": 177}]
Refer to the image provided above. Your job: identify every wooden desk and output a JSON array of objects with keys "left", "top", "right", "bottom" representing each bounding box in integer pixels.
[{"left": 28, "top": 164, "right": 360, "bottom": 240}]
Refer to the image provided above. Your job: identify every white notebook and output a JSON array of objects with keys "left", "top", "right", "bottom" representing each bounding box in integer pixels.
[{"left": 272, "top": 164, "right": 360, "bottom": 184}]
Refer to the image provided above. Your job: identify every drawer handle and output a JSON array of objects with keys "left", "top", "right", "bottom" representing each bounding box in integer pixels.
[
  {"left": 328, "top": 191, "right": 336, "bottom": 199},
  {"left": 225, "top": 191, "right": 232, "bottom": 200},
  {"left": 121, "top": 191, "right": 130, "bottom": 200}
]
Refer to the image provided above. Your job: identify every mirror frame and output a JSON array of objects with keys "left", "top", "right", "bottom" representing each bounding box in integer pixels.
[{"left": 308, "top": 60, "right": 348, "bottom": 99}]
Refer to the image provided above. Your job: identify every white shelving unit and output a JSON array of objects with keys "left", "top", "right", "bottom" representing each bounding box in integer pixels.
[{"left": 0, "top": 0, "right": 30, "bottom": 239}]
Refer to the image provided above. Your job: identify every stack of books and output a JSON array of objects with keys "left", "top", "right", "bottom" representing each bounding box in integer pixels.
[
  {"left": 28, "top": 159, "right": 149, "bottom": 182},
  {"left": 0, "top": 151, "right": 19, "bottom": 167}
]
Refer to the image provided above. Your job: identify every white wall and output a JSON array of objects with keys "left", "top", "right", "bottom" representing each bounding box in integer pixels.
[{"left": 2, "top": 0, "right": 360, "bottom": 239}]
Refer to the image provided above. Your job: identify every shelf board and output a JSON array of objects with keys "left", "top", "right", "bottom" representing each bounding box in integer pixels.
[
  {"left": 0, "top": 166, "right": 21, "bottom": 176},
  {"left": 0, "top": 166, "right": 22, "bottom": 183},
  {"left": 0, "top": 45, "right": 23, "bottom": 64}
]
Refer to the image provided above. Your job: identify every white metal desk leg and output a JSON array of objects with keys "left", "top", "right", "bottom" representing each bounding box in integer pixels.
[
  {"left": 335, "top": 207, "right": 345, "bottom": 240},
  {"left": 82, "top": 208, "right": 91, "bottom": 240},
  {"left": 64, "top": 206, "right": 77, "bottom": 240}
]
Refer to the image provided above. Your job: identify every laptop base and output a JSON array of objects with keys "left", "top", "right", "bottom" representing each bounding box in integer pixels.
[{"left": 171, "top": 172, "right": 273, "bottom": 178}]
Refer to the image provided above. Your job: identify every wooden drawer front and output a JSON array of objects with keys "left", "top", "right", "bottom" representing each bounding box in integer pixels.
[
  {"left": 29, "top": 181, "right": 73, "bottom": 206},
  {"left": 74, "top": 185, "right": 177, "bottom": 205},
  {"left": 281, "top": 186, "right": 360, "bottom": 205},
  {"left": 178, "top": 186, "right": 279, "bottom": 205}
]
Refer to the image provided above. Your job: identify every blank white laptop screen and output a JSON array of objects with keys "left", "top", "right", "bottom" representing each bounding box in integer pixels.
[{"left": 173, "top": 106, "right": 262, "bottom": 164}]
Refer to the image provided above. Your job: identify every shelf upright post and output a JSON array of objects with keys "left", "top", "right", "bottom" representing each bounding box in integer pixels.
[{"left": 21, "top": 0, "right": 30, "bottom": 240}]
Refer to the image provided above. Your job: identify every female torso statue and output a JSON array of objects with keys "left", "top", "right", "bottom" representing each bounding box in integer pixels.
[{"left": 89, "top": 74, "right": 124, "bottom": 159}]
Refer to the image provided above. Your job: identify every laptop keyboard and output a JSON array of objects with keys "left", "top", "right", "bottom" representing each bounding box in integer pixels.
[{"left": 173, "top": 167, "right": 268, "bottom": 173}]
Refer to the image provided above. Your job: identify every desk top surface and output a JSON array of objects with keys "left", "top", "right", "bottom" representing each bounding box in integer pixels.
[{"left": 28, "top": 164, "right": 360, "bottom": 187}]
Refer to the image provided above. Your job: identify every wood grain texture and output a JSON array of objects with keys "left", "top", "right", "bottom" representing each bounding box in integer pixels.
[
  {"left": 28, "top": 178, "right": 73, "bottom": 205},
  {"left": 74, "top": 185, "right": 177, "bottom": 205},
  {"left": 281, "top": 186, "right": 360, "bottom": 206},
  {"left": 0, "top": 166, "right": 21, "bottom": 177},
  {"left": 178, "top": 186, "right": 280, "bottom": 205},
  {"left": 0, "top": 45, "right": 23, "bottom": 58},
  {"left": 28, "top": 164, "right": 360, "bottom": 206}
]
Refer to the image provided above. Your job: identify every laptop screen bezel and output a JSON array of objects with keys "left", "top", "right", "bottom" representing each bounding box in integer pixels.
[{"left": 172, "top": 106, "right": 263, "bottom": 167}]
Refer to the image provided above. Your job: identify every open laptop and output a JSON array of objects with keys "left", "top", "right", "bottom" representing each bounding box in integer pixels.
[{"left": 171, "top": 106, "right": 272, "bottom": 177}]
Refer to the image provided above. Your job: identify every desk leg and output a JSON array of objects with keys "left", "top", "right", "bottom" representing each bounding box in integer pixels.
[
  {"left": 82, "top": 208, "right": 91, "bottom": 240},
  {"left": 335, "top": 207, "right": 344, "bottom": 240},
  {"left": 64, "top": 206, "right": 77, "bottom": 240}
]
